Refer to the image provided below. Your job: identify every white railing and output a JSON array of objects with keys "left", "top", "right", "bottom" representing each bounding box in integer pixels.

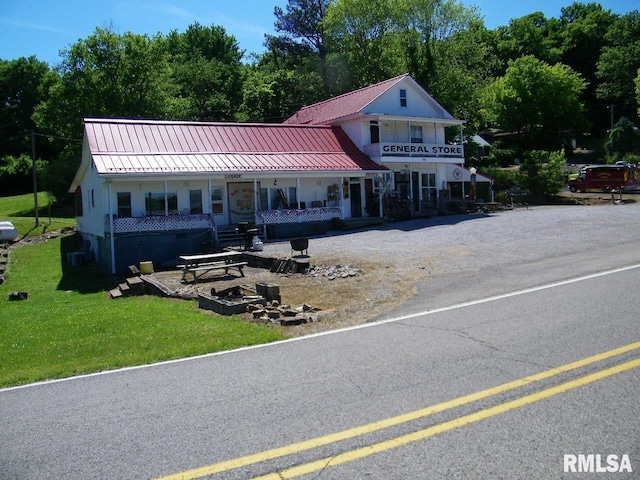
[
  {"left": 255, "top": 207, "right": 342, "bottom": 225},
  {"left": 109, "top": 214, "right": 214, "bottom": 234}
]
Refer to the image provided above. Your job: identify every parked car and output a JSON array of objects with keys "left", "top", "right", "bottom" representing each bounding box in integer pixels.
[
  {"left": 0, "top": 221, "right": 19, "bottom": 241},
  {"left": 567, "top": 164, "right": 639, "bottom": 193}
]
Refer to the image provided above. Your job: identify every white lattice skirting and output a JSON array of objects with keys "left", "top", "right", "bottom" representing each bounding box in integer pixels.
[
  {"left": 255, "top": 208, "right": 342, "bottom": 225},
  {"left": 111, "top": 214, "right": 214, "bottom": 233}
]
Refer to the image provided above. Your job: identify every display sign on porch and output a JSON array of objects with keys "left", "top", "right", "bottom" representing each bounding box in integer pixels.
[{"left": 228, "top": 182, "right": 257, "bottom": 224}]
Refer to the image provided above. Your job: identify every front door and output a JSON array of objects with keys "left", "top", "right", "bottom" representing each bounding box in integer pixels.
[
  {"left": 228, "top": 182, "right": 256, "bottom": 224},
  {"left": 350, "top": 183, "right": 362, "bottom": 217}
]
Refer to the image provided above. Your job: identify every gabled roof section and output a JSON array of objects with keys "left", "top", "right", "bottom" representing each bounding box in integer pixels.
[
  {"left": 284, "top": 73, "right": 459, "bottom": 125},
  {"left": 80, "top": 118, "right": 387, "bottom": 177},
  {"left": 284, "top": 74, "right": 410, "bottom": 125}
]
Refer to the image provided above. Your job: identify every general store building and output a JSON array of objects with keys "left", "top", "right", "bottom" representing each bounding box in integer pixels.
[{"left": 69, "top": 74, "right": 487, "bottom": 274}]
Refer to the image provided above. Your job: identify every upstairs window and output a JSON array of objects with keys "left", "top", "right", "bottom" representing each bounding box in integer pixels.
[
  {"left": 410, "top": 125, "right": 423, "bottom": 143},
  {"left": 370, "top": 121, "right": 380, "bottom": 144},
  {"left": 400, "top": 89, "right": 407, "bottom": 107}
]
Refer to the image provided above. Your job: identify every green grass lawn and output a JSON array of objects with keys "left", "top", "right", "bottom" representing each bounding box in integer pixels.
[{"left": 0, "top": 194, "right": 285, "bottom": 388}]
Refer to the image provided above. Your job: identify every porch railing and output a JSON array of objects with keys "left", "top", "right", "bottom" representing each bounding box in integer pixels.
[
  {"left": 255, "top": 207, "right": 342, "bottom": 225},
  {"left": 109, "top": 214, "right": 214, "bottom": 234}
]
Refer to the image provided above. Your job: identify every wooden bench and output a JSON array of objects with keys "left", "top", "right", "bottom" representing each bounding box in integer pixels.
[{"left": 179, "top": 252, "right": 246, "bottom": 282}]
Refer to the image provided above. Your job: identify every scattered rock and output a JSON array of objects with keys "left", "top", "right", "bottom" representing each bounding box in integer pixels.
[
  {"left": 280, "top": 316, "right": 308, "bottom": 326},
  {"left": 307, "top": 264, "right": 362, "bottom": 279}
]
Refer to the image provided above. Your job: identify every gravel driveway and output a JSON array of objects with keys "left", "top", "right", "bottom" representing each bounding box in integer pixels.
[{"left": 152, "top": 201, "right": 640, "bottom": 335}]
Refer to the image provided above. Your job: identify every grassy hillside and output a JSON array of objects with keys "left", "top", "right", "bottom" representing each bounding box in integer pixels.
[
  {"left": 0, "top": 194, "right": 285, "bottom": 388},
  {"left": 0, "top": 192, "right": 74, "bottom": 238}
]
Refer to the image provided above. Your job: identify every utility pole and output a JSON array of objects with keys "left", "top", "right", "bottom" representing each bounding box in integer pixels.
[
  {"left": 30, "top": 129, "right": 39, "bottom": 227},
  {"left": 610, "top": 104, "right": 615, "bottom": 131}
]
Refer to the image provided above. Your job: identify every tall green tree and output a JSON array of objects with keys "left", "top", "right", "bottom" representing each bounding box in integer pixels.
[
  {"left": 605, "top": 117, "right": 640, "bottom": 161},
  {"left": 0, "top": 57, "right": 57, "bottom": 158},
  {"left": 33, "top": 27, "right": 174, "bottom": 200},
  {"left": 324, "top": 0, "right": 398, "bottom": 87},
  {"left": 636, "top": 68, "right": 640, "bottom": 117},
  {"left": 391, "top": 0, "right": 481, "bottom": 89},
  {"left": 164, "top": 23, "right": 244, "bottom": 121},
  {"left": 557, "top": 3, "right": 616, "bottom": 133},
  {"left": 596, "top": 11, "right": 640, "bottom": 125},
  {"left": 494, "top": 12, "right": 563, "bottom": 69},
  {"left": 34, "top": 27, "right": 173, "bottom": 141},
  {"left": 324, "top": 0, "right": 480, "bottom": 90},
  {"left": 481, "top": 55, "right": 587, "bottom": 151},
  {"left": 269, "top": 0, "right": 334, "bottom": 95},
  {"left": 236, "top": 65, "right": 323, "bottom": 122},
  {"left": 427, "top": 20, "right": 500, "bottom": 130}
]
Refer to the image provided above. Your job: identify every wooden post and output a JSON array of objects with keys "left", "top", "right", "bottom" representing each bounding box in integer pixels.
[{"left": 31, "top": 129, "right": 39, "bottom": 227}]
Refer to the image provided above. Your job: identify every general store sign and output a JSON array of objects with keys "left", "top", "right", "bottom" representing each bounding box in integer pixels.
[{"left": 382, "top": 143, "right": 463, "bottom": 157}]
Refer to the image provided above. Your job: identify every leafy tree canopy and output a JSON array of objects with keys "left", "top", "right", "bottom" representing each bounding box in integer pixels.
[{"left": 481, "top": 55, "right": 587, "bottom": 151}]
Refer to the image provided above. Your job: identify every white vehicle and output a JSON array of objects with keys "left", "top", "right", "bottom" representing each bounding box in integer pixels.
[{"left": 0, "top": 221, "right": 19, "bottom": 241}]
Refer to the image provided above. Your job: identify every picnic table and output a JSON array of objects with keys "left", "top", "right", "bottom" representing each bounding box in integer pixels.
[
  {"left": 179, "top": 251, "right": 247, "bottom": 282},
  {"left": 473, "top": 201, "right": 500, "bottom": 213}
]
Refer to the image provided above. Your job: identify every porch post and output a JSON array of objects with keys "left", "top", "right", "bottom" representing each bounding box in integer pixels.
[
  {"left": 379, "top": 175, "right": 383, "bottom": 218},
  {"left": 461, "top": 163, "right": 466, "bottom": 203},
  {"left": 163, "top": 180, "right": 168, "bottom": 217},
  {"left": 409, "top": 163, "right": 414, "bottom": 215},
  {"left": 296, "top": 177, "right": 301, "bottom": 208},
  {"left": 253, "top": 177, "right": 258, "bottom": 219},
  {"left": 340, "top": 176, "right": 345, "bottom": 219},
  {"left": 208, "top": 179, "right": 217, "bottom": 242},
  {"left": 108, "top": 182, "right": 116, "bottom": 275}
]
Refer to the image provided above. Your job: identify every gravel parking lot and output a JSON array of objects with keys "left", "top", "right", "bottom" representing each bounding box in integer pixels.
[{"left": 151, "top": 194, "right": 640, "bottom": 336}]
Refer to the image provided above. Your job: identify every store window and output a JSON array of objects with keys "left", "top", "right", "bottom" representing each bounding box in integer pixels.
[
  {"left": 189, "top": 189, "right": 202, "bottom": 214},
  {"left": 116, "top": 192, "right": 132, "bottom": 217},
  {"left": 259, "top": 187, "right": 297, "bottom": 209},
  {"left": 288, "top": 187, "right": 297, "bottom": 207},
  {"left": 211, "top": 187, "right": 223, "bottom": 214},
  {"left": 145, "top": 192, "right": 177, "bottom": 215}
]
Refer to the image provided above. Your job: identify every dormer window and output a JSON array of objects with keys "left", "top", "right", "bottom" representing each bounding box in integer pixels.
[
  {"left": 400, "top": 89, "right": 407, "bottom": 107},
  {"left": 411, "top": 125, "right": 423, "bottom": 143}
]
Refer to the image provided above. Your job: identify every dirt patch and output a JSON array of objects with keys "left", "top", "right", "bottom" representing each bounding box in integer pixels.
[
  {"left": 149, "top": 255, "right": 433, "bottom": 337},
  {"left": 554, "top": 190, "right": 639, "bottom": 206}
]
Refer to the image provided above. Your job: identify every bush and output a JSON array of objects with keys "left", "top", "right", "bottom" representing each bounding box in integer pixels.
[{"left": 517, "top": 150, "right": 567, "bottom": 200}]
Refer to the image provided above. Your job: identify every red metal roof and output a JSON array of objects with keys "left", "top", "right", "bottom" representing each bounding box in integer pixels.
[
  {"left": 84, "top": 118, "right": 387, "bottom": 175},
  {"left": 283, "top": 74, "right": 409, "bottom": 125}
]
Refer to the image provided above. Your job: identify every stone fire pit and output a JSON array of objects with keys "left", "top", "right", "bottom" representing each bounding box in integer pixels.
[{"left": 198, "top": 285, "right": 267, "bottom": 316}]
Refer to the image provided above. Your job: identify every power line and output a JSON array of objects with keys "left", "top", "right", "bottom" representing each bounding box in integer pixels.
[{"left": 33, "top": 132, "right": 82, "bottom": 143}]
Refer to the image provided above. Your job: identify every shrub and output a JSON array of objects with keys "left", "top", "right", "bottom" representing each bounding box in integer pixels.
[{"left": 517, "top": 150, "right": 567, "bottom": 200}]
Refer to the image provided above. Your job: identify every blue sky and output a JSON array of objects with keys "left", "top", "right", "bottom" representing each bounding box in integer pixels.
[{"left": 1, "top": 0, "right": 638, "bottom": 66}]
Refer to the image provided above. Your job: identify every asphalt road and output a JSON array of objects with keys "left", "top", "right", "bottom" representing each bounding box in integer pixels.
[{"left": 1, "top": 204, "right": 639, "bottom": 479}]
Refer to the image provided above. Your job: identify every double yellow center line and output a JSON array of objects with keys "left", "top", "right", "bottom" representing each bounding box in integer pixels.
[{"left": 157, "top": 342, "right": 640, "bottom": 480}]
